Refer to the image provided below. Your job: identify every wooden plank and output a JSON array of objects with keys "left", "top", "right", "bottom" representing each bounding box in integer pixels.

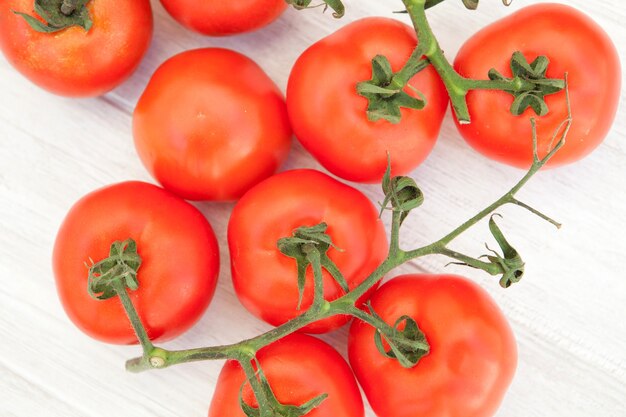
[{"left": 0, "top": 0, "right": 625, "bottom": 416}]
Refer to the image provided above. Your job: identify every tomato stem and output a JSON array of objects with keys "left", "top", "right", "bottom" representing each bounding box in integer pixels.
[
  {"left": 403, "top": 0, "right": 471, "bottom": 121},
  {"left": 389, "top": 0, "right": 564, "bottom": 123},
  {"left": 304, "top": 245, "right": 326, "bottom": 310},
  {"left": 438, "top": 248, "right": 502, "bottom": 274},
  {"left": 402, "top": 113, "right": 571, "bottom": 268},
  {"left": 239, "top": 359, "right": 271, "bottom": 416},
  {"left": 111, "top": 280, "right": 154, "bottom": 354},
  {"left": 388, "top": 52, "right": 430, "bottom": 91},
  {"left": 346, "top": 305, "right": 430, "bottom": 356},
  {"left": 61, "top": 0, "right": 78, "bottom": 15}
]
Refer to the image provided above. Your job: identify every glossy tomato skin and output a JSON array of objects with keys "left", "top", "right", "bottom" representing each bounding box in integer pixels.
[
  {"left": 160, "top": 0, "right": 287, "bottom": 36},
  {"left": 209, "top": 334, "right": 364, "bottom": 417},
  {"left": 133, "top": 48, "right": 292, "bottom": 201},
  {"left": 454, "top": 4, "right": 621, "bottom": 168},
  {"left": 53, "top": 181, "right": 220, "bottom": 344},
  {"left": 0, "top": 0, "right": 152, "bottom": 97},
  {"left": 287, "top": 17, "right": 448, "bottom": 183},
  {"left": 349, "top": 275, "right": 517, "bottom": 417},
  {"left": 228, "top": 169, "right": 388, "bottom": 333}
]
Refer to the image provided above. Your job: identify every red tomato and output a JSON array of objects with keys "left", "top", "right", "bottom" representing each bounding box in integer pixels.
[
  {"left": 133, "top": 48, "right": 292, "bottom": 201},
  {"left": 0, "top": 0, "right": 152, "bottom": 97},
  {"left": 287, "top": 17, "right": 448, "bottom": 183},
  {"left": 228, "top": 169, "right": 388, "bottom": 333},
  {"left": 349, "top": 275, "right": 517, "bottom": 417},
  {"left": 454, "top": 4, "right": 620, "bottom": 168},
  {"left": 209, "top": 334, "right": 364, "bottom": 417},
  {"left": 159, "top": 0, "right": 287, "bottom": 36},
  {"left": 52, "top": 181, "right": 220, "bottom": 344}
]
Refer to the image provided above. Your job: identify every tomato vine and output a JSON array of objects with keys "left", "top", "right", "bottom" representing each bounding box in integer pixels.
[
  {"left": 81, "top": 1, "right": 576, "bottom": 415},
  {"left": 357, "top": 0, "right": 565, "bottom": 124},
  {"left": 90, "top": 106, "right": 570, "bottom": 415}
]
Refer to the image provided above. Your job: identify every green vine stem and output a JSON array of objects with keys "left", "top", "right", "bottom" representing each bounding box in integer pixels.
[
  {"left": 115, "top": 108, "right": 570, "bottom": 362},
  {"left": 407, "top": 0, "right": 564, "bottom": 123},
  {"left": 86, "top": 106, "right": 570, "bottom": 415},
  {"left": 358, "top": 0, "right": 565, "bottom": 123}
]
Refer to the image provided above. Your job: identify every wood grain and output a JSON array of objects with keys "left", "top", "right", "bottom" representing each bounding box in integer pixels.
[{"left": 1, "top": 0, "right": 625, "bottom": 416}]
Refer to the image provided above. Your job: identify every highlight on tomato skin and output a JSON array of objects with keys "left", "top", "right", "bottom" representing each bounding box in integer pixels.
[
  {"left": 453, "top": 3, "right": 621, "bottom": 169},
  {"left": 0, "top": 0, "right": 153, "bottom": 97},
  {"left": 133, "top": 48, "right": 292, "bottom": 202},
  {"left": 159, "top": 0, "right": 288, "bottom": 36},
  {"left": 228, "top": 169, "right": 388, "bottom": 333},
  {"left": 287, "top": 17, "right": 448, "bottom": 184},
  {"left": 52, "top": 181, "right": 220, "bottom": 344},
  {"left": 209, "top": 334, "right": 365, "bottom": 417},
  {"left": 348, "top": 274, "right": 517, "bottom": 417}
]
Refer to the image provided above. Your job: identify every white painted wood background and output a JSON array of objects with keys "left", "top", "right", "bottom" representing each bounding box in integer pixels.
[{"left": 1, "top": 0, "right": 625, "bottom": 416}]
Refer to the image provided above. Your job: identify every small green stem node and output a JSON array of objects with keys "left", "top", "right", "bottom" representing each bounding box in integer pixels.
[{"left": 149, "top": 356, "right": 165, "bottom": 368}]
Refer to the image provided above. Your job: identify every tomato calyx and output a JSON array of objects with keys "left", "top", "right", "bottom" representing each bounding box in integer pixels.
[
  {"left": 13, "top": 0, "right": 93, "bottom": 33},
  {"left": 277, "top": 223, "right": 348, "bottom": 310},
  {"left": 367, "top": 304, "right": 430, "bottom": 368},
  {"left": 239, "top": 360, "right": 328, "bottom": 417},
  {"left": 87, "top": 238, "right": 141, "bottom": 300},
  {"left": 357, "top": 55, "right": 429, "bottom": 123},
  {"left": 443, "top": 215, "right": 526, "bottom": 288},
  {"left": 380, "top": 162, "right": 424, "bottom": 225},
  {"left": 489, "top": 52, "right": 566, "bottom": 117},
  {"left": 484, "top": 215, "right": 525, "bottom": 288},
  {"left": 286, "top": 0, "right": 345, "bottom": 18}
]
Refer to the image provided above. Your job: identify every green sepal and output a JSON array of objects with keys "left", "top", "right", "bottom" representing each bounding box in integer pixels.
[
  {"left": 277, "top": 223, "right": 348, "bottom": 310},
  {"left": 12, "top": 11, "right": 60, "bottom": 33},
  {"left": 87, "top": 239, "right": 142, "bottom": 300},
  {"left": 371, "top": 55, "right": 393, "bottom": 86},
  {"left": 13, "top": 0, "right": 93, "bottom": 33},
  {"left": 489, "top": 51, "right": 565, "bottom": 117},
  {"left": 286, "top": 0, "right": 345, "bottom": 18},
  {"left": 485, "top": 215, "right": 525, "bottom": 288},
  {"left": 380, "top": 160, "right": 424, "bottom": 225},
  {"left": 369, "top": 305, "right": 429, "bottom": 368},
  {"left": 357, "top": 55, "right": 427, "bottom": 124},
  {"left": 510, "top": 91, "right": 548, "bottom": 118},
  {"left": 239, "top": 363, "right": 328, "bottom": 417}
]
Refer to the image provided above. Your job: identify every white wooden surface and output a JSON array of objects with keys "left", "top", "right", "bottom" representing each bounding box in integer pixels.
[{"left": 1, "top": 0, "right": 625, "bottom": 416}]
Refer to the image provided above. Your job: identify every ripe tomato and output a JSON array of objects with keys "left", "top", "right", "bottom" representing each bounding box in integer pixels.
[
  {"left": 287, "top": 17, "right": 447, "bottom": 183},
  {"left": 133, "top": 48, "right": 292, "bottom": 202},
  {"left": 53, "top": 181, "right": 220, "bottom": 344},
  {"left": 348, "top": 275, "right": 517, "bottom": 417},
  {"left": 228, "top": 169, "right": 388, "bottom": 333},
  {"left": 0, "top": 0, "right": 152, "bottom": 97},
  {"left": 454, "top": 4, "right": 620, "bottom": 168},
  {"left": 159, "top": 0, "right": 287, "bottom": 36},
  {"left": 209, "top": 334, "right": 364, "bottom": 417}
]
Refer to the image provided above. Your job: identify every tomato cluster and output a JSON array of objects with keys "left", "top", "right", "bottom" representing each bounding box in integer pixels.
[{"left": 2, "top": 1, "right": 619, "bottom": 417}]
